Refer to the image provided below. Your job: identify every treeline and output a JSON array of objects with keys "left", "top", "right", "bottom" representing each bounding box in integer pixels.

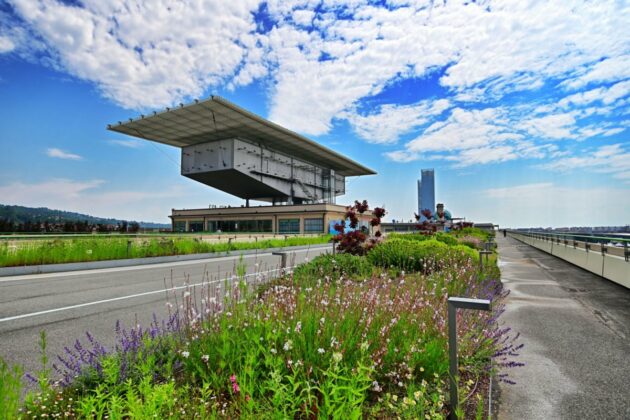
[
  {"left": 0, "top": 204, "right": 170, "bottom": 232},
  {"left": 0, "top": 218, "right": 140, "bottom": 234}
]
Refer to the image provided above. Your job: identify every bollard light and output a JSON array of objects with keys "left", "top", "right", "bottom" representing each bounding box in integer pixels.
[
  {"left": 447, "top": 297, "right": 492, "bottom": 420},
  {"left": 478, "top": 250, "right": 492, "bottom": 272}
]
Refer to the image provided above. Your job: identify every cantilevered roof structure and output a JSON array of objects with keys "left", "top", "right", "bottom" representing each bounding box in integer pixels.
[
  {"left": 108, "top": 96, "right": 374, "bottom": 177},
  {"left": 108, "top": 96, "right": 375, "bottom": 204}
]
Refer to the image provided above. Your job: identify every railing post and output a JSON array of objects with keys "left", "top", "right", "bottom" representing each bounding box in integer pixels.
[
  {"left": 448, "top": 298, "right": 491, "bottom": 420},
  {"left": 625, "top": 242, "right": 629, "bottom": 262}
]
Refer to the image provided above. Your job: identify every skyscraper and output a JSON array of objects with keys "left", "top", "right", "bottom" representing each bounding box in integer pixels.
[{"left": 417, "top": 169, "right": 435, "bottom": 221}]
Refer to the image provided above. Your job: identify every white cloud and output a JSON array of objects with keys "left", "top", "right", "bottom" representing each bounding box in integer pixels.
[
  {"left": 345, "top": 99, "right": 450, "bottom": 144},
  {"left": 108, "top": 139, "right": 143, "bottom": 149},
  {"left": 9, "top": 0, "right": 263, "bottom": 109},
  {"left": 448, "top": 145, "right": 518, "bottom": 167},
  {"left": 5, "top": 0, "right": 629, "bottom": 186},
  {"left": 46, "top": 147, "right": 82, "bottom": 160},
  {"left": 0, "top": 178, "right": 186, "bottom": 222},
  {"left": 539, "top": 143, "right": 630, "bottom": 182},
  {"left": 519, "top": 113, "right": 576, "bottom": 140},
  {"left": 405, "top": 107, "right": 520, "bottom": 153},
  {"left": 562, "top": 55, "right": 630, "bottom": 90},
  {"left": 267, "top": 1, "right": 629, "bottom": 134},
  {"left": 0, "top": 35, "right": 15, "bottom": 53},
  {"left": 384, "top": 150, "right": 421, "bottom": 163}
]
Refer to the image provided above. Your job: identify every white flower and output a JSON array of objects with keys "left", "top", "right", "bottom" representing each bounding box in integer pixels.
[
  {"left": 372, "top": 381, "right": 382, "bottom": 392},
  {"left": 181, "top": 351, "right": 190, "bottom": 358},
  {"left": 283, "top": 340, "right": 293, "bottom": 351},
  {"left": 201, "top": 355, "right": 209, "bottom": 363},
  {"left": 317, "top": 348, "right": 325, "bottom": 354},
  {"left": 270, "top": 348, "right": 277, "bottom": 354},
  {"left": 360, "top": 341, "right": 369, "bottom": 352},
  {"left": 294, "top": 322, "right": 302, "bottom": 333},
  {"left": 332, "top": 352, "right": 343, "bottom": 363}
]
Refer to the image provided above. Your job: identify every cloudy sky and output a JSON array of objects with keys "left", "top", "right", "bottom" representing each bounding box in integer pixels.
[{"left": 0, "top": 0, "right": 628, "bottom": 227}]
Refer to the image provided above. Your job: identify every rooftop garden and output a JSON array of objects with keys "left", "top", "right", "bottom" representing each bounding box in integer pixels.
[{"left": 0, "top": 202, "right": 521, "bottom": 419}]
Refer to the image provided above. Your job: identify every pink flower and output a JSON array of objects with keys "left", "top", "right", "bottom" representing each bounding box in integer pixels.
[{"left": 230, "top": 374, "right": 240, "bottom": 394}]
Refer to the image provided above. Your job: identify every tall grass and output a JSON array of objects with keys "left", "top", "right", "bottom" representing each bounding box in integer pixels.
[
  {"left": 0, "top": 235, "right": 331, "bottom": 267},
  {"left": 17, "top": 234, "right": 520, "bottom": 418},
  {"left": 0, "top": 358, "right": 22, "bottom": 420}
]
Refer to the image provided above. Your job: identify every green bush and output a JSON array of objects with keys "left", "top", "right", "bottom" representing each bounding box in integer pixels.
[
  {"left": 435, "top": 232, "right": 459, "bottom": 246},
  {"left": 367, "top": 239, "right": 449, "bottom": 273},
  {"left": 293, "top": 253, "right": 373, "bottom": 283},
  {"left": 387, "top": 232, "right": 458, "bottom": 247}
]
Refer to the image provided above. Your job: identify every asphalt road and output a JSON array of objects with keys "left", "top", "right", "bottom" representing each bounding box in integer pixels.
[
  {"left": 496, "top": 235, "right": 630, "bottom": 419},
  {"left": 0, "top": 245, "right": 332, "bottom": 383}
]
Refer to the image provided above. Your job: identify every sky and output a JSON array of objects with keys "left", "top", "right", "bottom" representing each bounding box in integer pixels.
[{"left": 0, "top": 0, "right": 628, "bottom": 228}]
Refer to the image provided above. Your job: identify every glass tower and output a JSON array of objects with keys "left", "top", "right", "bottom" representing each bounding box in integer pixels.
[{"left": 417, "top": 169, "right": 435, "bottom": 221}]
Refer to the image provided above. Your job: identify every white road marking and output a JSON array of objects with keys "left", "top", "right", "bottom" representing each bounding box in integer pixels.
[{"left": 0, "top": 266, "right": 297, "bottom": 324}]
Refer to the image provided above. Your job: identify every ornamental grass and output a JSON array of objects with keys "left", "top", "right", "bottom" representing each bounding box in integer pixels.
[{"left": 4, "top": 235, "right": 522, "bottom": 419}]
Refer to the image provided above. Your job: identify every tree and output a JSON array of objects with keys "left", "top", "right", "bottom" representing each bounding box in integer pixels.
[
  {"left": 128, "top": 222, "right": 140, "bottom": 233},
  {"left": 333, "top": 200, "right": 386, "bottom": 255}
]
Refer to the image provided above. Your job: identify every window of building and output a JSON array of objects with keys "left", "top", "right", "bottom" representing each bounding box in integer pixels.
[
  {"left": 188, "top": 221, "right": 204, "bottom": 232},
  {"left": 304, "top": 218, "right": 324, "bottom": 233},
  {"left": 206, "top": 219, "right": 272, "bottom": 233},
  {"left": 278, "top": 218, "right": 300, "bottom": 233},
  {"left": 173, "top": 221, "right": 186, "bottom": 232}
]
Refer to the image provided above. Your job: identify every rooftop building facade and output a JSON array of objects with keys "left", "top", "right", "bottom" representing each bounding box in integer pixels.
[
  {"left": 109, "top": 96, "right": 374, "bottom": 206},
  {"left": 108, "top": 96, "right": 376, "bottom": 233}
]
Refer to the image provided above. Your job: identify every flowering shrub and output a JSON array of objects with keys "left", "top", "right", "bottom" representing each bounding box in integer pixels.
[
  {"left": 15, "top": 229, "right": 521, "bottom": 419},
  {"left": 292, "top": 253, "right": 374, "bottom": 283},
  {"left": 333, "top": 200, "right": 386, "bottom": 255},
  {"left": 367, "top": 238, "right": 478, "bottom": 275}
]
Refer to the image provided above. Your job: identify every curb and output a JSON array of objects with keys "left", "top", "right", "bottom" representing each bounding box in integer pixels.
[{"left": 0, "top": 244, "right": 332, "bottom": 277}]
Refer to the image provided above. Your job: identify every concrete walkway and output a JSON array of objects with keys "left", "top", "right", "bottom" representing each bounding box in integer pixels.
[{"left": 496, "top": 235, "right": 630, "bottom": 419}]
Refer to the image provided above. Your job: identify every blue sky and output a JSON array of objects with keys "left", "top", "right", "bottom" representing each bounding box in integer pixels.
[{"left": 0, "top": 0, "right": 628, "bottom": 228}]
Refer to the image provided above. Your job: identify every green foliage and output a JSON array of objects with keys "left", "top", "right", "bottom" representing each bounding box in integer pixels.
[
  {"left": 0, "top": 235, "right": 332, "bottom": 267},
  {"left": 16, "top": 229, "right": 504, "bottom": 418},
  {"left": 387, "top": 232, "right": 459, "bottom": 247},
  {"left": 367, "top": 238, "right": 449, "bottom": 273},
  {"left": 0, "top": 357, "right": 22, "bottom": 420},
  {"left": 451, "top": 227, "right": 492, "bottom": 242},
  {"left": 293, "top": 253, "right": 374, "bottom": 283}
]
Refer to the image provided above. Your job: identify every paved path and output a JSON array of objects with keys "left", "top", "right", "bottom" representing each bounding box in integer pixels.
[
  {"left": 496, "top": 235, "right": 630, "bottom": 419},
  {"left": 0, "top": 245, "right": 330, "bottom": 382}
]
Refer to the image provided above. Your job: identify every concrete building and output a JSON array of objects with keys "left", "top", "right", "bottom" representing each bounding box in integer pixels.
[
  {"left": 108, "top": 96, "right": 376, "bottom": 234},
  {"left": 417, "top": 169, "right": 435, "bottom": 220},
  {"left": 170, "top": 203, "right": 374, "bottom": 234}
]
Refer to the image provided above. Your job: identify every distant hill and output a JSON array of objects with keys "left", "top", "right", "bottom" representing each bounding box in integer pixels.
[{"left": 0, "top": 204, "right": 170, "bottom": 229}]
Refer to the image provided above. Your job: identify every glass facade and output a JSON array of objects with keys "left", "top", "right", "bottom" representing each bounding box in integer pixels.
[
  {"left": 188, "top": 221, "right": 204, "bottom": 232},
  {"left": 206, "top": 219, "right": 272, "bottom": 233},
  {"left": 173, "top": 221, "right": 187, "bottom": 232},
  {"left": 304, "top": 218, "right": 324, "bottom": 233},
  {"left": 278, "top": 218, "right": 300, "bottom": 233},
  {"left": 418, "top": 169, "right": 435, "bottom": 221}
]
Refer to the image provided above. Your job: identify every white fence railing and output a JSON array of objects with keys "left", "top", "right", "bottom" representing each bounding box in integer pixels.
[{"left": 508, "top": 231, "right": 630, "bottom": 289}]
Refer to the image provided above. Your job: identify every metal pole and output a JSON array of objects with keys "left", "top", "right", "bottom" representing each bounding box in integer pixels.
[{"left": 447, "top": 297, "right": 492, "bottom": 420}]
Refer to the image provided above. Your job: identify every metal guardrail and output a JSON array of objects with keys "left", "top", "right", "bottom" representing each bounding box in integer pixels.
[
  {"left": 514, "top": 230, "right": 630, "bottom": 245},
  {"left": 513, "top": 231, "right": 630, "bottom": 260}
]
